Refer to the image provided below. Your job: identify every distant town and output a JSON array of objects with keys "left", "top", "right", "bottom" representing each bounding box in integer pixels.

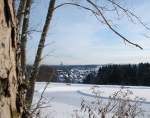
[
  {"left": 27, "top": 64, "right": 101, "bottom": 83},
  {"left": 55, "top": 65, "right": 101, "bottom": 83}
]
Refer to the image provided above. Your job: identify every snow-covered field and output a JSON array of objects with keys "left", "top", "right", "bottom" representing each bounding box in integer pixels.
[{"left": 33, "top": 82, "right": 150, "bottom": 118}]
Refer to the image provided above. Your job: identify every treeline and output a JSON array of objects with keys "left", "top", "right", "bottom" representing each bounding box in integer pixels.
[
  {"left": 27, "top": 65, "right": 57, "bottom": 82},
  {"left": 83, "top": 63, "right": 150, "bottom": 86}
]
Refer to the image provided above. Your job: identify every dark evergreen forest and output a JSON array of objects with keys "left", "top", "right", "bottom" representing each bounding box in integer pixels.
[{"left": 84, "top": 63, "right": 150, "bottom": 86}]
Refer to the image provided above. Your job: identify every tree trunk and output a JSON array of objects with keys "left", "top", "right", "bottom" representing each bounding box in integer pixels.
[
  {"left": 0, "top": 0, "right": 25, "bottom": 118},
  {"left": 17, "top": 0, "right": 27, "bottom": 32},
  {"left": 20, "top": 0, "right": 32, "bottom": 77},
  {"left": 25, "top": 0, "right": 56, "bottom": 109}
]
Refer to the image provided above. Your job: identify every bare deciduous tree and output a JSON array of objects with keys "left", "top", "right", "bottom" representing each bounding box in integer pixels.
[
  {"left": 25, "top": 0, "right": 56, "bottom": 109},
  {"left": 20, "top": 0, "right": 32, "bottom": 76}
]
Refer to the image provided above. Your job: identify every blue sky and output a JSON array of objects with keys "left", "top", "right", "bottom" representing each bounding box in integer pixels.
[{"left": 27, "top": 0, "right": 150, "bottom": 65}]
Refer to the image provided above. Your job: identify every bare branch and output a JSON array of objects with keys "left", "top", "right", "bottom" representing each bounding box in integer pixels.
[
  {"left": 86, "top": 0, "right": 143, "bottom": 49},
  {"left": 54, "top": 0, "right": 143, "bottom": 49},
  {"left": 54, "top": 2, "right": 98, "bottom": 15},
  {"left": 107, "top": 0, "right": 150, "bottom": 31},
  {"left": 30, "top": 82, "right": 51, "bottom": 115}
]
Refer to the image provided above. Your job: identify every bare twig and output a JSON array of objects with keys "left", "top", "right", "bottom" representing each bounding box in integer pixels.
[
  {"left": 80, "top": 87, "right": 145, "bottom": 118},
  {"left": 86, "top": 0, "right": 143, "bottom": 49},
  {"left": 107, "top": 0, "right": 150, "bottom": 31}
]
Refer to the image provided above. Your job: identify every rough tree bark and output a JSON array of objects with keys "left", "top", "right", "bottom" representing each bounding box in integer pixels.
[
  {"left": 25, "top": 0, "right": 56, "bottom": 109},
  {"left": 0, "top": 0, "right": 26, "bottom": 118}
]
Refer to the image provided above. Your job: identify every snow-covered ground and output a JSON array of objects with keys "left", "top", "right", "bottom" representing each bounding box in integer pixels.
[{"left": 33, "top": 82, "right": 150, "bottom": 118}]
